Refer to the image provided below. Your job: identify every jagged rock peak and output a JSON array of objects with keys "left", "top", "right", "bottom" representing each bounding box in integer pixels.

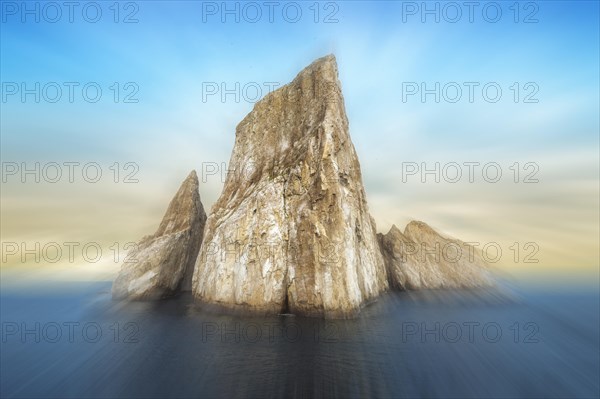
[
  {"left": 388, "top": 224, "right": 402, "bottom": 234},
  {"left": 404, "top": 220, "right": 439, "bottom": 236},
  {"left": 192, "top": 55, "right": 388, "bottom": 318},
  {"left": 380, "top": 220, "right": 493, "bottom": 290},
  {"left": 112, "top": 170, "right": 207, "bottom": 300},
  {"left": 156, "top": 170, "right": 201, "bottom": 236},
  {"left": 288, "top": 53, "right": 339, "bottom": 95}
]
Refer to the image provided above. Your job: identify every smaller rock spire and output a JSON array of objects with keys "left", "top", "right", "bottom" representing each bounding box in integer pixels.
[
  {"left": 112, "top": 170, "right": 207, "bottom": 300},
  {"left": 155, "top": 170, "right": 201, "bottom": 236}
]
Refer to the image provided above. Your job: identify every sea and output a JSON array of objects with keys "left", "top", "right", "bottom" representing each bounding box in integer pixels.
[{"left": 1, "top": 280, "right": 598, "bottom": 398}]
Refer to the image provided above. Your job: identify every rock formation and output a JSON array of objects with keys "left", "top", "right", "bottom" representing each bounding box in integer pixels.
[
  {"left": 378, "top": 221, "right": 493, "bottom": 290},
  {"left": 192, "top": 55, "right": 388, "bottom": 317},
  {"left": 111, "top": 55, "right": 497, "bottom": 315},
  {"left": 112, "top": 171, "right": 207, "bottom": 300}
]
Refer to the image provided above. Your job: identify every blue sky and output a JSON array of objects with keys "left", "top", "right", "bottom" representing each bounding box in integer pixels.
[
  {"left": 2, "top": 1, "right": 598, "bottom": 158},
  {"left": 1, "top": 1, "right": 599, "bottom": 280}
]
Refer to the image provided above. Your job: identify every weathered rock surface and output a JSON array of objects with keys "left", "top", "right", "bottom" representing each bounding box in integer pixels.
[
  {"left": 192, "top": 55, "right": 388, "bottom": 317},
  {"left": 378, "top": 221, "right": 493, "bottom": 290},
  {"left": 112, "top": 171, "right": 207, "bottom": 300}
]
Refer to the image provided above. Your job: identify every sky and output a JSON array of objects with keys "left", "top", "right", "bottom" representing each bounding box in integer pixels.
[{"left": 1, "top": 0, "right": 599, "bottom": 284}]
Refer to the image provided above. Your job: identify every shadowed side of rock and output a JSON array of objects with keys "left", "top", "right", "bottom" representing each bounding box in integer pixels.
[
  {"left": 112, "top": 170, "right": 207, "bottom": 300},
  {"left": 379, "top": 221, "right": 494, "bottom": 290}
]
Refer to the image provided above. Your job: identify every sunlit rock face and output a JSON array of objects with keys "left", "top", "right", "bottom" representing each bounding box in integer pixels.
[
  {"left": 192, "top": 55, "right": 388, "bottom": 318},
  {"left": 378, "top": 221, "right": 493, "bottom": 290},
  {"left": 112, "top": 171, "right": 207, "bottom": 300}
]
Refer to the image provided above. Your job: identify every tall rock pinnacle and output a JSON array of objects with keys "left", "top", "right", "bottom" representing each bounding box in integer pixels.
[
  {"left": 192, "top": 55, "right": 388, "bottom": 317},
  {"left": 112, "top": 170, "right": 207, "bottom": 300}
]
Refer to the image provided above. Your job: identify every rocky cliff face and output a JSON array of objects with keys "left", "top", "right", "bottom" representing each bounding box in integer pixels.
[
  {"left": 379, "top": 221, "right": 492, "bottom": 290},
  {"left": 192, "top": 55, "right": 388, "bottom": 317},
  {"left": 112, "top": 171, "right": 207, "bottom": 300}
]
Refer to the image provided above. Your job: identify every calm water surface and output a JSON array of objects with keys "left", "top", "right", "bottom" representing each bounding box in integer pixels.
[{"left": 1, "top": 281, "right": 598, "bottom": 398}]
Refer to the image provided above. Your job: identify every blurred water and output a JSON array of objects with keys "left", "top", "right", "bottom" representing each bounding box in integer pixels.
[{"left": 1, "top": 281, "right": 598, "bottom": 398}]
